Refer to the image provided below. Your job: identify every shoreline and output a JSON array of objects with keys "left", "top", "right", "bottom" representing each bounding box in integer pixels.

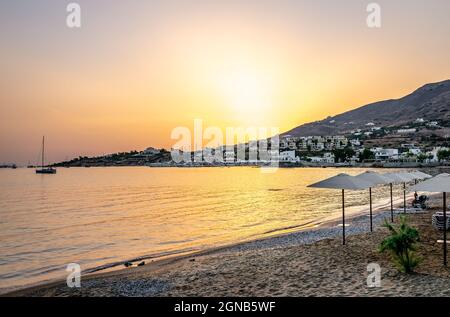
[
  {"left": 3, "top": 192, "right": 420, "bottom": 297},
  {"left": 7, "top": 196, "right": 450, "bottom": 297},
  {"left": 51, "top": 164, "right": 450, "bottom": 169}
]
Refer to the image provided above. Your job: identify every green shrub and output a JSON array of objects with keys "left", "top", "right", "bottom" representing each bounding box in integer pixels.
[{"left": 379, "top": 216, "right": 421, "bottom": 273}]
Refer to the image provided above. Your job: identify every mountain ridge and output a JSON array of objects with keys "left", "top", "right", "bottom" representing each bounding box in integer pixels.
[{"left": 283, "top": 79, "right": 450, "bottom": 137}]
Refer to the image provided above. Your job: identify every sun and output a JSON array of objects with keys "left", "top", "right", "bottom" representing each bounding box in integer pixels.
[{"left": 218, "top": 69, "right": 273, "bottom": 116}]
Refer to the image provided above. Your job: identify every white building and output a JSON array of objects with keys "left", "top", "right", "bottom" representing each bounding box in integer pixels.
[
  {"left": 288, "top": 141, "right": 297, "bottom": 150},
  {"left": 268, "top": 150, "right": 280, "bottom": 163},
  {"left": 397, "top": 128, "right": 416, "bottom": 134},
  {"left": 323, "top": 152, "right": 335, "bottom": 163},
  {"left": 408, "top": 148, "right": 422, "bottom": 156},
  {"left": 309, "top": 153, "right": 335, "bottom": 164},
  {"left": 224, "top": 150, "right": 235, "bottom": 163},
  {"left": 193, "top": 150, "right": 203, "bottom": 162},
  {"left": 375, "top": 149, "right": 399, "bottom": 161},
  {"left": 401, "top": 143, "right": 416, "bottom": 149},
  {"left": 142, "top": 147, "right": 161, "bottom": 155},
  {"left": 311, "top": 142, "right": 325, "bottom": 151},
  {"left": 279, "top": 150, "right": 298, "bottom": 163}
]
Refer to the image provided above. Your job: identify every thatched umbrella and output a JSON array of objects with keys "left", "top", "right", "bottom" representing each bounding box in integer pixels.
[
  {"left": 411, "top": 173, "right": 450, "bottom": 266},
  {"left": 411, "top": 171, "right": 432, "bottom": 180},
  {"left": 308, "top": 173, "right": 372, "bottom": 245},
  {"left": 390, "top": 172, "right": 415, "bottom": 213},
  {"left": 383, "top": 172, "right": 409, "bottom": 220},
  {"left": 354, "top": 171, "right": 393, "bottom": 231}
]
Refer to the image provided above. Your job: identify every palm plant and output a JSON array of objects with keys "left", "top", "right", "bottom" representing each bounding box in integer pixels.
[{"left": 379, "top": 216, "right": 421, "bottom": 273}]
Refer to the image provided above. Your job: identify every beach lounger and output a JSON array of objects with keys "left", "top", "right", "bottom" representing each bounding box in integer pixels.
[{"left": 432, "top": 212, "right": 450, "bottom": 231}]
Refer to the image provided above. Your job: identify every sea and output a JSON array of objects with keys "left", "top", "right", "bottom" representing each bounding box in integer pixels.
[{"left": 0, "top": 166, "right": 406, "bottom": 293}]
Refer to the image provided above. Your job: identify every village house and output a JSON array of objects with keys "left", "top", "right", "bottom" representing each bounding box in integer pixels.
[
  {"left": 142, "top": 147, "right": 161, "bottom": 155},
  {"left": 374, "top": 148, "right": 399, "bottom": 161},
  {"left": 308, "top": 152, "right": 335, "bottom": 164},
  {"left": 397, "top": 128, "right": 416, "bottom": 134},
  {"left": 279, "top": 150, "right": 298, "bottom": 163},
  {"left": 350, "top": 139, "right": 361, "bottom": 147},
  {"left": 408, "top": 148, "right": 422, "bottom": 156}
]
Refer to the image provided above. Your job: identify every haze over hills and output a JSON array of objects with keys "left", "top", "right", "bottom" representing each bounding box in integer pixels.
[
  {"left": 49, "top": 79, "right": 450, "bottom": 167},
  {"left": 283, "top": 79, "right": 450, "bottom": 137}
]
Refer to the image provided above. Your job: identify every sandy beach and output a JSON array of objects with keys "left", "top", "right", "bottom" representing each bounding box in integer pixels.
[{"left": 5, "top": 193, "right": 450, "bottom": 297}]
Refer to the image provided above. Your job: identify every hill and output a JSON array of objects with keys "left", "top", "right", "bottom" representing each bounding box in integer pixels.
[{"left": 283, "top": 79, "right": 450, "bottom": 137}]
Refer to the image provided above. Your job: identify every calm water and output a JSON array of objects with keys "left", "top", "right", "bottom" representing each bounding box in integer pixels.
[{"left": 0, "top": 167, "right": 405, "bottom": 292}]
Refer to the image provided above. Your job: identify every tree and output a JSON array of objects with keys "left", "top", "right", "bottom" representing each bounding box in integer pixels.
[
  {"left": 333, "top": 148, "right": 355, "bottom": 163},
  {"left": 437, "top": 149, "right": 450, "bottom": 162},
  {"left": 416, "top": 153, "right": 428, "bottom": 163},
  {"left": 359, "top": 148, "right": 374, "bottom": 162},
  {"left": 379, "top": 216, "right": 420, "bottom": 273}
]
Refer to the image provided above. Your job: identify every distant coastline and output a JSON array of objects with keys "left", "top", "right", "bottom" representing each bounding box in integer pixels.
[{"left": 50, "top": 158, "right": 449, "bottom": 169}]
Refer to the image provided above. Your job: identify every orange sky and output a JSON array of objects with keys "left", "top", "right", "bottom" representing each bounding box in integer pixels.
[{"left": 1, "top": 0, "right": 450, "bottom": 164}]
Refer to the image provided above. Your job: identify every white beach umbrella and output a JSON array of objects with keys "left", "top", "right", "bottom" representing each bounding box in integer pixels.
[
  {"left": 378, "top": 173, "right": 399, "bottom": 223},
  {"left": 383, "top": 172, "right": 410, "bottom": 217},
  {"left": 354, "top": 171, "right": 392, "bottom": 231},
  {"left": 412, "top": 173, "right": 450, "bottom": 192},
  {"left": 355, "top": 171, "right": 392, "bottom": 185},
  {"left": 392, "top": 172, "right": 416, "bottom": 213},
  {"left": 410, "top": 171, "right": 432, "bottom": 180},
  {"left": 409, "top": 171, "right": 433, "bottom": 204},
  {"left": 308, "top": 173, "right": 372, "bottom": 245},
  {"left": 410, "top": 173, "right": 450, "bottom": 266},
  {"left": 383, "top": 172, "right": 406, "bottom": 184},
  {"left": 396, "top": 172, "right": 416, "bottom": 182}
]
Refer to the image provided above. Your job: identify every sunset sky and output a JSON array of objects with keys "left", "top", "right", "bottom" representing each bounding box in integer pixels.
[{"left": 1, "top": 0, "right": 450, "bottom": 164}]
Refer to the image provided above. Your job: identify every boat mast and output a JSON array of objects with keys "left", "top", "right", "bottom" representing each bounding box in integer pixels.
[{"left": 42, "top": 136, "right": 45, "bottom": 168}]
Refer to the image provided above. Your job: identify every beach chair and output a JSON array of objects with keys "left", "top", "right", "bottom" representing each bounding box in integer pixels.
[
  {"left": 432, "top": 212, "right": 450, "bottom": 231},
  {"left": 412, "top": 195, "right": 428, "bottom": 210}
]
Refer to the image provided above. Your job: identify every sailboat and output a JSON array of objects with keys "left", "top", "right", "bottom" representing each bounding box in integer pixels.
[{"left": 36, "top": 136, "right": 56, "bottom": 174}]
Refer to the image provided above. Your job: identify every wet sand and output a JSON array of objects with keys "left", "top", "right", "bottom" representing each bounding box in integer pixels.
[{"left": 5, "top": 194, "right": 450, "bottom": 297}]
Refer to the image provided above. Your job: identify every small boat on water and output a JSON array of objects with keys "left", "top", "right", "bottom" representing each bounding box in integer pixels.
[
  {"left": 36, "top": 136, "right": 56, "bottom": 174},
  {"left": 0, "top": 164, "right": 17, "bottom": 169},
  {"left": 36, "top": 167, "right": 56, "bottom": 174}
]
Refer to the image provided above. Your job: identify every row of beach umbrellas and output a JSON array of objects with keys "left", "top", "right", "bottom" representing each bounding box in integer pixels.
[
  {"left": 412, "top": 173, "right": 450, "bottom": 266},
  {"left": 308, "top": 171, "right": 449, "bottom": 266}
]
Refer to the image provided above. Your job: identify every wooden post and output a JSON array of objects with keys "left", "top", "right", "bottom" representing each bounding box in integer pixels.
[
  {"left": 369, "top": 187, "right": 373, "bottom": 232},
  {"left": 403, "top": 182, "right": 406, "bottom": 214},
  {"left": 390, "top": 183, "right": 394, "bottom": 222},
  {"left": 342, "top": 189, "right": 345, "bottom": 245},
  {"left": 444, "top": 192, "right": 447, "bottom": 266}
]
